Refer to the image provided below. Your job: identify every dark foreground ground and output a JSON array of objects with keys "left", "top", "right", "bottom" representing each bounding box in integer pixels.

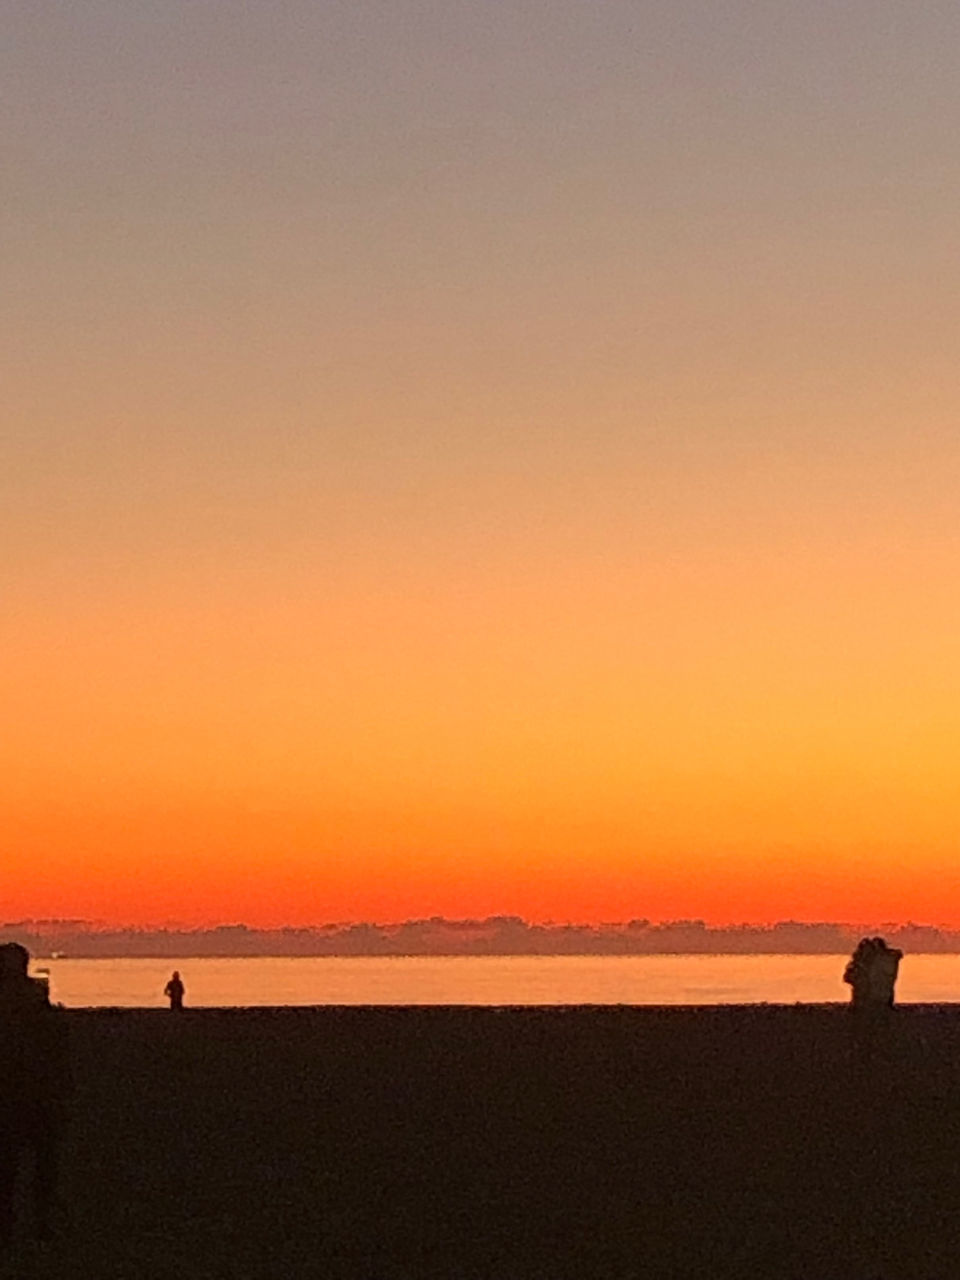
[{"left": 4, "top": 1004, "right": 960, "bottom": 1279}]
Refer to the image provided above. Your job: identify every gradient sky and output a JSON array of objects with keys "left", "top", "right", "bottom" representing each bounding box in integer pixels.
[{"left": 5, "top": 1, "right": 960, "bottom": 926}]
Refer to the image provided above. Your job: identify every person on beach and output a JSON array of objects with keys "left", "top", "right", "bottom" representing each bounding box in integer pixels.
[
  {"left": 843, "top": 938, "right": 876, "bottom": 1008},
  {"left": 0, "top": 943, "right": 69, "bottom": 1249},
  {"left": 164, "top": 970, "right": 185, "bottom": 1010},
  {"left": 843, "top": 936, "right": 902, "bottom": 1033},
  {"left": 844, "top": 936, "right": 902, "bottom": 1008},
  {"left": 867, "top": 937, "right": 902, "bottom": 1009}
]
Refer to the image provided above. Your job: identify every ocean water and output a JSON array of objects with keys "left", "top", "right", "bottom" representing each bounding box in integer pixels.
[{"left": 30, "top": 953, "right": 960, "bottom": 1008}]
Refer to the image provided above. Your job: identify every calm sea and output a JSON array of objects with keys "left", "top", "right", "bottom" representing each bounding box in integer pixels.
[{"left": 30, "top": 954, "right": 960, "bottom": 1008}]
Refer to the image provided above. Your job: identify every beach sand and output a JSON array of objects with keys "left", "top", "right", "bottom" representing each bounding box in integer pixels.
[{"left": 4, "top": 1004, "right": 960, "bottom": 1278}]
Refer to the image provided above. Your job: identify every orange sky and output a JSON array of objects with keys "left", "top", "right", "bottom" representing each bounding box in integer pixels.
[{"left": 5, "top": 2, "right": 960, "bottom": 926}]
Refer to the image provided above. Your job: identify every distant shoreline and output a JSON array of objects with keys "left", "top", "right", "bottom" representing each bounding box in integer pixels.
[
  {"left": 26, "top": 947, "right": 960, "bottom": 960},
  {"left": 8, "top": 918, "right": 959, "bottom": 961}
]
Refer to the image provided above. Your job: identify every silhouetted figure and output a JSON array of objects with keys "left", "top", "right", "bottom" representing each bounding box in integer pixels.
[
  {"left": 843, "top": 937, "right": 876, "bottom": 1009},
  {"left": 844, "top": 936, "right": 902, "bottom": 1057},
  {"left": 0, "top": 943, "right": 68, "bottom": 1249},
  {"left": 844, "top": 936, "right": 902, "bottom": 1011},
  {"left": 164, "top": 970, "right": 185, "bottom": 1010},
  {"left": 868, "top": 936, "right": 902, "bottom": 1009}
]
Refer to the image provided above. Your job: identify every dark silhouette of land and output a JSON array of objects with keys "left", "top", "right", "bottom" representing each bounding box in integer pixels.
[{"left": 5, "top": 1005, "right": 960, "bottom": 1278}]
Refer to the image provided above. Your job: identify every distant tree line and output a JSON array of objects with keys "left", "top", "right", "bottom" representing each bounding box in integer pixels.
[{"left": 1, "top": 917, "right": 957, "bottom": 958}]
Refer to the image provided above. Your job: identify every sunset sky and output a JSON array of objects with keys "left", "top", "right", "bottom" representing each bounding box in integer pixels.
[{"left": 5, "top": 1, "right": 960, "bottom": 926}]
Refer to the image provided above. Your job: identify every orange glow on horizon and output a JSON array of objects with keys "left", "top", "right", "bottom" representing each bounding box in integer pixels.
[
  {"left": 6, "top": 510, "right": 960, "bottom": 927},
  {"left": 8, "top": 4, "right": 960, "bottom": 928}
]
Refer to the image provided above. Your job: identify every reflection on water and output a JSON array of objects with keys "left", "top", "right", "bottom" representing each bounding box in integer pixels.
[{"left": 33, "top": 953, "right": 960, "bottom": 1008}]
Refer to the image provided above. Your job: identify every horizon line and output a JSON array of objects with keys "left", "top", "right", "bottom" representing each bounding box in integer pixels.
[{"left": 3, "top": 916, "right": 956, "bottom": 934}]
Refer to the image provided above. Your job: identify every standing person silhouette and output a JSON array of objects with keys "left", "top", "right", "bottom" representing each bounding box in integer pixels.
[
  {"left": 0, "top": 943, "right": 69, "bottom": 1250},
  {"left": 164, "top": 971, "right": 185, "bottom": 1011},
  {"left": 867, "top": 937, "right": 902, "bottom": 1009},
  {"left": 844, "top": 937, "right": 902, "bottom": 1011},
  {"left": 843, "top": 938, "right": 876, "bottom": 1009},
  {"left": 844, "top": 936, "right": 902, "bottom": 1055}
]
